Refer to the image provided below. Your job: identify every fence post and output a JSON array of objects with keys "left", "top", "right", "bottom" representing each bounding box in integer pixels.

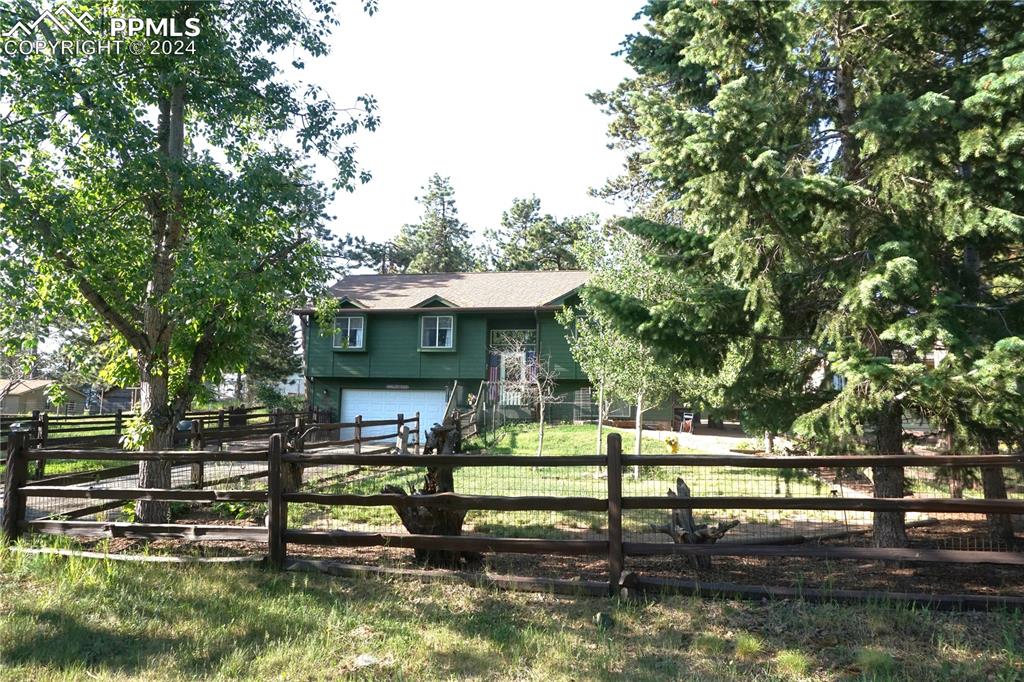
[
  {"left": 354, "top": 415, "right": 362, "bottom": 455},
  {"left": 414, "top": 411, "right": 421, "bottom": 455},
  {"left": 40, "top": 412, "right": 49, "bottom": 448},
  {"left": 190, "top": 419, "right": 204, "bottom": 487},
  {"left": 114, "top": 409, "right": 123, "bottom": 437},
  {"left": 283, "top": 415, "right": 306, "bottom": 491},
  {"left": 295, "top": 415, "right": 307, "bottom": 453},
  {"left": 2, "top": 432, "right": 29, "bottom": 541},
  {"left": 30, "top": 410, "right": 45, "bottom": 480},
  {"left": 398, "top": 425, "right": 410, "bottom": 455},
  {"left": 607, "top": 433, "right": 624, "bottom": 594},
  {"left": 267, "top": 433, "right": 285, "bottom": 569}
]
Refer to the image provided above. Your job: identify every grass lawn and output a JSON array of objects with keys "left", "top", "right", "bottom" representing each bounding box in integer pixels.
[
  {"left": 465, "top": 422, "right": 674, "bottom": 455},
  {"left": 1, "top": 546, "right": 1021, "bottom": 681},
  {"left": 295, "top": 424, "right": 840, "bottom": 539}
]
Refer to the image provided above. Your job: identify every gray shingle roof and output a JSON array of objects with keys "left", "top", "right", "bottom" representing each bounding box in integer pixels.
[{"left": 328, "top": 271, "right": 591, "bottom": 310}]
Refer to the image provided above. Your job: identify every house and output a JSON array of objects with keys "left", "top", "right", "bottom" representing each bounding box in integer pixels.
[
  {"left": 297, "top": 271, "right": 679, "bottom": 438},
  {"left": 0, "top": 379, "right": 88, "bottom": 415},
  {"left": 276, "top": 373, "right": 305, "bottom": 398},
  {"left": 80, "top": 385, "right": 140, "bottom": 414}
]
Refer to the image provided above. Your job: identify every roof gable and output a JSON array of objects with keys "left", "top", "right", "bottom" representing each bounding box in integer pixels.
[
  {"left": 327, "top": 271, "right": 591, "bottom": 311},
  {"left": 412, "top": 294, "right": 458, "bottom": 308},
  {"left": 0, "top": 379, "right": 87, "bottom": 397}
]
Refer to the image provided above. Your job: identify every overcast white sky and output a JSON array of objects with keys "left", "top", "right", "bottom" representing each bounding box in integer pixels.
[{"left": 302, "top": 0, "right": 643, "bottom": 245}]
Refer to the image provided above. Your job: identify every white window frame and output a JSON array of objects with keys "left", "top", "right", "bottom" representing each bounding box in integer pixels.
[
  {"left": 421, "top": 315, "right": 454, "bottom": 349},
  {"left": 333, "top": 315, "right": 365, "bottom": 350}
]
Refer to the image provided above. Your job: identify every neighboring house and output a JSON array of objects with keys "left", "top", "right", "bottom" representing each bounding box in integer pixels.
[
  {"left": 0, "top": 379, "right": 88, "bottom": 415},
  {"left": 297, "top": 271, "right": 679, "bottom": 438},
  {"left": 80, "top": 385, "right": 140, "bottom": 414},
  {"left": 277, "top": 373, "right": 305, "bottom": 398}
]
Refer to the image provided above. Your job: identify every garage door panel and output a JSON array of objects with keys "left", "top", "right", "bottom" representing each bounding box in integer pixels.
[{"left": 340, "top": 389, "right": 448, "bottom": 443}]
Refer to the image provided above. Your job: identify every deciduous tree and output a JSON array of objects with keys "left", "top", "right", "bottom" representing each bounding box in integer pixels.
[
  {"left": 560, "top": 226, "right": 677, "bottom": 474},
  {"left": 0, "top": 0, "right": 378, "bottom": 521}
]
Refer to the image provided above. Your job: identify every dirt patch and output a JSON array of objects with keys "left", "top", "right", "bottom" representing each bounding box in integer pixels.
[{"left": 52, "top": 516, "right": 1024, "bottom": 598}]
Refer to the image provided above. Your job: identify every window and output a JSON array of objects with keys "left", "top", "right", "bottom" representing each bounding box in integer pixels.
[
  {"left": 489, "top": 329, "right": 536, "bottom": 352},
  {"left": 333, "top": 316, "right": 365, "bottom": 349},
  {"left": 421, "top": 315, "right": 454, "bottom": 349}
]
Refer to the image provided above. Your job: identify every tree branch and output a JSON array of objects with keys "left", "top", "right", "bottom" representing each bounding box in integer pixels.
[{"left": 0, "top": 174, "right": 149, "bottom": 352}]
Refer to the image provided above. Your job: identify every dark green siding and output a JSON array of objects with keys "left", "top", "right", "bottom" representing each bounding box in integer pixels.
[
  {"left": 308, "top": 313, "right": 486, "bottom": 381},
  {"left": 538, "top": 315, "right": 584, "bottom": 380},
  {"left": 368, "top": 316, "right": 419, "bottom": 377},
  {"left": 307, "top": 311, "right": 581, "bottom": 382},
  {"left": 457, "top": 316, "right": 486, "bottom": 376},
  {"left": 305, "top": 306, "right": 678, "bottom": 426},
  {"left": 334, "top": 350, "right": 369, "bottom": 377},
  {"left": 306, "top": 326, "right": 334, "bottom": 377}
]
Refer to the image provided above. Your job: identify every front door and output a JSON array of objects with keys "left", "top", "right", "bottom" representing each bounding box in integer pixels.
[{"left": 499, "top": 351, "right": 526, "bottom": 405}]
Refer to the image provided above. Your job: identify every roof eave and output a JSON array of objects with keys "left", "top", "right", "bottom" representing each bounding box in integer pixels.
[
  {"left": 542, "top": 283, "right": 587, "bottom": 306},
  {"left": 293, "top": 304, "right": 566, "bottom": 315}
]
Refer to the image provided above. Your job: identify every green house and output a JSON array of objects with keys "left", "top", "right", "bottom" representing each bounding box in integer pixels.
[
  {"left": 295, "top": 271, "right": 605, "bottom": 434},
  {"left": 297, "top": 271, "right": 680, "bottom": 439}
]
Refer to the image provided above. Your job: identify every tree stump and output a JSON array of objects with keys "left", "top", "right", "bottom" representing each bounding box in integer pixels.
[
  {"left": 652, "top": 477, "right": 738, "bottom": 569},
  {"left": 381, "top": 415, "right": 482, "bottom": 568}
]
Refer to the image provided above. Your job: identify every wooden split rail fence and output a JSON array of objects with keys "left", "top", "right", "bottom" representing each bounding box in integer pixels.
[
  {"left": 3, "top": 431, "right": 1023, "bottom": 608},
  {"left": 1, "top": 405, "right": 336, "bottom": 455},
  {"left": 1, "top": 411, "right": 420, "bottom": 525}
]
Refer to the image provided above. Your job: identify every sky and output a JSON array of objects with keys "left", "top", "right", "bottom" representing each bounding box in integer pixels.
[{"left": 302, "top": 0, "right": 643, "bottom": 246}]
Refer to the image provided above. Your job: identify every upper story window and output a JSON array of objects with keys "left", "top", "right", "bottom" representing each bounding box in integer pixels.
[
  {"left": 421, "top": 315, "right": 454, "bottom": 349},
  {"left": 333, "top": 315, "right": 365, "bottom": 350},
  {"left": 490, "top": 329, "right": 536, "bottom": 352}
]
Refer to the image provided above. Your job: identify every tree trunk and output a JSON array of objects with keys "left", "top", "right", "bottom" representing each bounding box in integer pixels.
[
  {"left": 979, "top": 433, "right": 1015, "bottom": 542},
  {"left": 872, "top": 401, "right": 908, "bottom": 547},
  {"left": 536, "top": 399, "right": 545, "bottom": 457},
  {"left": 633, "top": 390, "right": 643, "bottom": 479},
  {"left": 133, "top": 83, "right": 188, "bottom": 524},
  {"left": 383, "top": 419, "right": 479, "bottom": 567},
  {"left": 765, "top": 430, "right": 775, "bottom": 454},
  {"left": 595, "top": 381, "right": 604, "bottom": 459},
  {"left": 949, "top": 476, "right": 965, "bottom": 499},
  {"left": 135, "top": 360, "right": 177, "bottom": 523}
]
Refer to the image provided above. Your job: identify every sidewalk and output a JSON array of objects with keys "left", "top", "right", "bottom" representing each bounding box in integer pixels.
[{"left": 643, "top": 421, "right": 757, "bottom": 455}]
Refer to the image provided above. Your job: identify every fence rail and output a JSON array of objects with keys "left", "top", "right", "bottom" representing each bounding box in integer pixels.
[
  {"left": 3, "top": 430, "right": 1023, "bottom": 607},
  {"left": 1, "top": 405, "right": 329, "bottom": 456}
]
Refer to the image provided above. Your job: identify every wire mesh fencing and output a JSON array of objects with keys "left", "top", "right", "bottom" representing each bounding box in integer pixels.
[
  {"left": 5, "top": 428, "right": 1024, "bottom": 602},
  {"left": 290, "top": 459, "right": 609, "bottom": 541},
  {"left": 15, "top": 451, "right": 270, "bottom": 526}
]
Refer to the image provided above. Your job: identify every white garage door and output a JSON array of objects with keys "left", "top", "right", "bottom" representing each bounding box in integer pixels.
[{"left": 339, "top": 388, "right": 448, "bottom": 443}]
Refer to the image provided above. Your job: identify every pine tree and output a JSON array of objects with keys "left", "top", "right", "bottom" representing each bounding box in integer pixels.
[
  {"left": 487, "top": 196, "right": 596, "bottom": 271},
  {"left": 594, "top": 1, "right": 1024, "bottom": 546},
  {"left": 394, "top": 174, "right": 478, "bottom": 273},
  {"left": 339, "top": 235, "right": 411, "bottom": 274},
  {"left": 241, "top": 315, "right": 302, "bottom": 404}
]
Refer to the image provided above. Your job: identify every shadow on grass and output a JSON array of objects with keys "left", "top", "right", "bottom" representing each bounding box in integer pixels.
[
  {"left": 1, "top": 559, "right": 571, "bottom": 678},
  {"left": 5, "top": 551, "right": 1021, "bottom": 680},
  {"left": 4, "top": 608, "right": 183, "bottom": 673}
]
